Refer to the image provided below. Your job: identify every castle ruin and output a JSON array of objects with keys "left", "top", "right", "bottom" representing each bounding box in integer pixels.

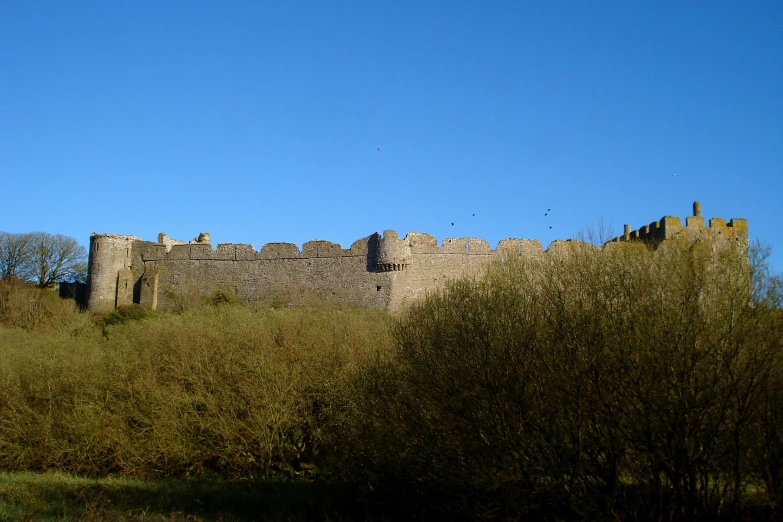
[{"left": 86, "top": 202, "right": 748, "bottom": 313}]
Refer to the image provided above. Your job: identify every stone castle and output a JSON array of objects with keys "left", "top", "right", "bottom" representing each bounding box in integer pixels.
[{"left": 86, "top": 202, "right": 748, "bottom": 313}]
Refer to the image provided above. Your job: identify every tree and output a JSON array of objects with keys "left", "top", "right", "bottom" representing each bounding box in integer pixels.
[
  {"left": 25, "top": 232, "right": 87, "bottom": 288},
  {"left": 0, "top": 232, "right": 33, "bottom": 280}
]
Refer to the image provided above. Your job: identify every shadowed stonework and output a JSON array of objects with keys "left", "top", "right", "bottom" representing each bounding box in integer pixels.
[{"left": 87, "top": 202, "right": 747, "bottom": 313}]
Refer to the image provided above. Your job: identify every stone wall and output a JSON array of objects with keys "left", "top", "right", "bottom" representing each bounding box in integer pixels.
[
  {"left": 141, "top": 236, "right": 393, "bottom": 311},
  {"left": 86, "top": 202, "right": 748, "bottom": 313},
  {"left": 611, "top": 201, "right": 748, "bottom": 246}
]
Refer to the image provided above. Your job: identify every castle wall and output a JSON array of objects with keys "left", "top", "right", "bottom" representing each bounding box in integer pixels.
[
  {"left": 88, "top": 202, "right": 748, "bottom": 314},
  {"left": 132, "top": 234, "right": 391, "bottom": 311},
  {"left": 611, "top": 201, "right": 748, "bottom": 248},
  {"left": 384, "top": 236, "right": 499, "bottom": 310},
  {"left": 129, "top": 231, "right": 540, "bottom": 312},
  {"left": 145, "top": 251, "right": 395, "bottom": 311}
]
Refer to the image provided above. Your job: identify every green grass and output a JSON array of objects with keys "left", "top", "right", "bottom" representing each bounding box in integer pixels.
[{"left": 0, "top": 471, "right": 366, "bottom": 521}]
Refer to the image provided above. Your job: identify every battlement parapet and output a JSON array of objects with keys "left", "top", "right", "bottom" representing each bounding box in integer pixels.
[
  {"left": 547, "top": 239, "right": 596, "bottom": 255},
  {"left": 610, "top": 201, "right": 748, "bottom": 247},
  {"left": 347, "top": 235, "right": 374, "bottom": 256},
  {"left": 406, "top": 232, "right": 439, "bottom": 253},
  {"left": 138, "top": 238, "right": 383, "bottom": 262},
  {"left": 212, "top": 243, "right": 238, "bottom": 260},
  {"left": 440, "top": 237, "right": 492, "bottom": 255},
  {"left": 141, "top": 232, "right": 386, "bottom": 262},
  {"left": 497, "top": 239, "right": 544, "bottom": 256},
  {"left": 302, "top": 240, "right": 343, "bottom": 258},
  {"left": 139, "top": 231, "right": 565, "bottom": 263},
  {"left": 258, "top": 242, "right": 300, "bottom": 259}
]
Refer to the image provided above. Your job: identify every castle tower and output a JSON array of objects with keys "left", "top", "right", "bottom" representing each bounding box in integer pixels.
[
  {"left": 87, "top": 233, "right": 139, "bottom": 311},
  {"left": 375, "top": 230, "right": 412, "bottom": 272}
]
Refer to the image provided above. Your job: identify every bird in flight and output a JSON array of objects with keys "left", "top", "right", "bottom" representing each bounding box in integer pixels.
[
  {"left": 377, "top": 147, "right": 381, "bottom": 152},
  {"left": 472, "top": 214, "right": 475, "bottom": 217},
  {"left": 451, "top": 222, "right": 454, "bottom": 226}
]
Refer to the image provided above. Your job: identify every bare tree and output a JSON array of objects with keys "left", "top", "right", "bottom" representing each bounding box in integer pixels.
[
  {"left": 25, "top": 232, "right": 87, "bottom": 288},
  {"left": 0, "top": 232, "right": 33, "bottom": 280},
  {"left": 577, "top": 216, "right": 616, "bottom": 246}
]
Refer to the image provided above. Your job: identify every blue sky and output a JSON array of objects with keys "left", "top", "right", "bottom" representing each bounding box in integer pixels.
[{"left": 2, "top": 2, "right": 781, "bottom": 271}]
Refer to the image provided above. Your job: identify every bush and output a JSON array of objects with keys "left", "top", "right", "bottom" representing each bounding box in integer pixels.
[
  {"left": 0, "top": 279, "right": 88, "bottom": 333},
  {"left": 0, "top": 302, "right": 392, "bottom": 479},
  {"left": 331, "top": 238, "right": 783, "bottom": 520},
  {"left": 96, "top": 304, "right": 155, "bottom": 328},
  {"left": 205, "top": 289, "right": 239, "bottom": 307}
]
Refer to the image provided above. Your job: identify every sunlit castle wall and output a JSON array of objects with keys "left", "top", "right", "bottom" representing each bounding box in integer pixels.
[
  {"left": 609, "top": 201, "right": 748, "bottom": 247},
  {"left": 85, "top": 202, "right": 748, "bottom": 313}
]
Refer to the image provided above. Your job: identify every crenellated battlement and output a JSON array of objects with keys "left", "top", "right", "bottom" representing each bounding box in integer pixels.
[
  {"left": 86, "top": 201, "right": 748, "bottom": 312},
  {"left": 610, "top": 201, "right": 748, "bottom": 246},
  {"left": 135, "top": 231, "right": 577, "bottom": 262}
]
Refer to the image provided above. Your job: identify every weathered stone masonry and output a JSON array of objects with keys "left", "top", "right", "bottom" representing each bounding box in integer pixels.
[{"left": 86, "top": 202, "right": 748, "bottom": 313}]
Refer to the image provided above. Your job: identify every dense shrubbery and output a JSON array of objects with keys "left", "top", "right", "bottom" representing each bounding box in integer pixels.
[
  {"left": 0, "top": 279, "right": 90, "bottom": 333},
  {"left": 0, "top": 300, "right": 392, "bottom": 480},
  {"left": 0, "top": 237, "right": 781, "bottom": 520},
  {"left": 329, "top": 238, "right": 783, "bottom": 520},
  {"left": 95, "top": 304, "right": 156, "bottom": 329}
]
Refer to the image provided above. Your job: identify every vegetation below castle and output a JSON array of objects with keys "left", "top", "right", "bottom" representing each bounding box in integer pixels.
[{"left": 0, "top": 237, "right": 781, "bottom": 520}]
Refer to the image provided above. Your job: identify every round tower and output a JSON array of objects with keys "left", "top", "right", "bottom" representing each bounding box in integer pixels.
[
  {"left": 376, "top": 230, "right": 412, "bottom": 272},
  {"left": 87, "top": 233, "right": 139, "bottom": 311}
]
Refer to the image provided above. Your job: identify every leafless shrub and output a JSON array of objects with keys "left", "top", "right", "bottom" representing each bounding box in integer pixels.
[
  {"left": 0, "top": 279, "right": 89, "bottom": 332},
  {"left": 0, "top": 302, "right": 392, "bottom": 480},
  {"left": 334, "top": 236, "right": 782, "bottom": 520}
]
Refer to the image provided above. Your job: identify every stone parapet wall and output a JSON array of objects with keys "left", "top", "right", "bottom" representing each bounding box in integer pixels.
[
  {"left": 610, "top": 201, "right": 748, "bottom": 247},
  {"left": 87, "top": 202, "right": 747, "bottom": 313}
]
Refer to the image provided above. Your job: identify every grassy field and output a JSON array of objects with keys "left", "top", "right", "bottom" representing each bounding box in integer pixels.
[{"left": 0, "top": 471, "right": 366, "bottom": 521}]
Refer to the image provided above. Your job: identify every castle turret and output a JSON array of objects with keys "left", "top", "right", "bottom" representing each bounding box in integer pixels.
[
  {"left": 376, "top": 230, "right": 412, "bottom": 272},
  {"left": 87, "top": 233, "right": 139, "bottom": 311}
]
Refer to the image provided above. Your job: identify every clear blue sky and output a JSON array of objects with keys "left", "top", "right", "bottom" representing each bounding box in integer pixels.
[{"left": 2, "top": 2, "right": 781, "bottom": 271}]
